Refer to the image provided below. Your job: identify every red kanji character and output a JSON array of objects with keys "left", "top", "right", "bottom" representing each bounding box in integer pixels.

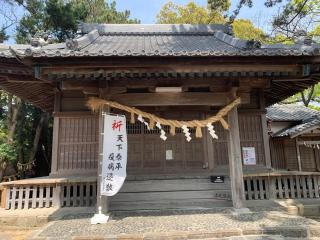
[{"left": 112, "top": 120, "right": 123, "bottom": 131}]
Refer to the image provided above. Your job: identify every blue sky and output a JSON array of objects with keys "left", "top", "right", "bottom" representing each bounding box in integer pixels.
[
  {"left": 114, "top": 0, "right": 280, "bottom": 28},
  {"left": 1, "top": 0, "right": 283, "bottom": 43}
]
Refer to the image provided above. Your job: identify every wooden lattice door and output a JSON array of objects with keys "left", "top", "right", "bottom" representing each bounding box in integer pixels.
[{"left": 126, "top": 112, "right": 207, "bottom": 173}]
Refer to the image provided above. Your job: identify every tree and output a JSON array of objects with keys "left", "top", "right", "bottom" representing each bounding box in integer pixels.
[
  {"left": 0, "top": 0, "right": 141, "bottom": 181},
  {"left": 232, "top": 19, "right": 267, "bottom": 42},
  {"left": 214, "top": 0, "right": 320, "bottom": 40},
  {"left": 156, "top": 1, "right": 267, "bottom": 42},
  {"left": 0, "top": 28, "right": 9, "bottom": 43},
  {"left": 156, "top": 1, "right": 225, "bottom": 24},
  {"left": 14, "top": 0, "right": 140, "bottom": 43},
  {"left": 283, "top": 83, "right": 320, "bottom": 107},
  {"left": 207, "top": 0, "right": 231, "bottom": 12}
]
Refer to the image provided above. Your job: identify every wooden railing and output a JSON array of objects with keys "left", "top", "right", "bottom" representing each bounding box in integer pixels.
[
  {"left": 243, "top": 171, "right": 320, "bottom": 200},
  {"left": 1, "top": 172, "right": 320, "bottom": 210},
  {"left": 0, "top": 177, "right": 97, "bottom": 210}
]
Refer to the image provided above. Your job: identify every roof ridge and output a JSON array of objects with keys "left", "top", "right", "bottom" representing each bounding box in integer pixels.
[{"left": 77, "top": 23, "right": 231, "bottom": 35}]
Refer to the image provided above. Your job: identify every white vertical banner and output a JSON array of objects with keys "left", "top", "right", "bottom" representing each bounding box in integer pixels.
[{"left": 101, "top": 114, "right": 127, "bottom": 196}]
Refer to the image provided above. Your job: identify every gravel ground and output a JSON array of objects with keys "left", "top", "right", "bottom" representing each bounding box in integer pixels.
[{"left": 37, "top": 210, "right": 320, "bottom": 239}]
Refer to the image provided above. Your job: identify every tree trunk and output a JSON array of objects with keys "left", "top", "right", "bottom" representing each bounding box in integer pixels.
[
  {"left": 301, "top": 85, "right": 315, "bottom": 107},
  {"left": 28, "top": 112, "right": 48, "bottom": 164},
  {"left": 7, "top": 97, "right": 22, "bottom": 143},
  {"left": 0, "top": 169, "right": 4, "bottom": 182},
  {"left": 7, "top": 93, "right": 12, "bottom": 127}
]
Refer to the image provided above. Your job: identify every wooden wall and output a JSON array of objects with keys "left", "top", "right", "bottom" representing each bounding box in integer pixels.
[
  {"left": 270, "top": 137, "right": 320, "bottom": 171},
  {"left": 212, "top": 113, "right": 267, "bottom": 168},
  {"left": 51, "top": 113, "right": 99, "bottom": 176},
  {"left": 270, "top": 138, "right": 286, "bottom": 169},
  {"left": 51, "top": 110, "right": 269, "bottom": 176}
]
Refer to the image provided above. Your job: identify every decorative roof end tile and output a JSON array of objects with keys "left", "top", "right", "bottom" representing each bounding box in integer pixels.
[
  {"left": 224, "top": 24, "right": 234, "bottom": 36},
  {"left": 66, "top": 39, "right": 79, "bottom": 51},
  {"left": 29, "top": 31, "right": 50, "bottom": 47},
  {"left": 294, "top": 30, "right": 313, "bottom": 46},
  {"left": 246, "top": 40, "right": 261, "bottom": 50}
]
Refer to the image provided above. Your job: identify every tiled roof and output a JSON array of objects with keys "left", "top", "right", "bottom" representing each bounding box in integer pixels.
[
  {"left": 267, "top": 104, "right": 320, "bottom": 137},
  {"left": 1, "top": 24, "right": 319, "bottom": 58},
  {"left": 274, "top": 116, "right": 320, "bottom": 137},
  {"left": 266, "top": 104, "right": 320, "bottom": 121}
]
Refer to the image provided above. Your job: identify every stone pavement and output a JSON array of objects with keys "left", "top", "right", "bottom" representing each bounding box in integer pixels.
[{"left": 27, "top": 209, "right": 320, "bottom": 240}]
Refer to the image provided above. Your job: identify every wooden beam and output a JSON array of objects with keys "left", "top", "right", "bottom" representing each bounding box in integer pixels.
[
  {"left": 272, "top": 78, "right": 313, "bottom": 82},
  {"left": 41, "top": 61, "right": 302, "bottom": 74},
  {"left": 227, "top": 91, "right": 246, "bottom": 209},
  {"left": 41, "top": 64, "right": 302, "bottom": 79},
  {"left": 24, "top": 55, "right": 320, "bottom": 68},
  {"left": 102, "top": 92, "right": 250, "bottom": 107}
]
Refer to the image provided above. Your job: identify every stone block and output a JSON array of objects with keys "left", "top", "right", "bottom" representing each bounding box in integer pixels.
[
  {"left": 242, "top": 228, "right": 263, "bottom": 236},
  {"left": 117, "top": 233, "right": 143, "bottom": 240},
  {"left": 308, "top": 225, "right": 320, "bottom": 237},
  {"left": 263, "top": 226, "right": 308, "bottom": 238},
  {"left": 188, "top": 229, "right": 242, "bottom": 239}
]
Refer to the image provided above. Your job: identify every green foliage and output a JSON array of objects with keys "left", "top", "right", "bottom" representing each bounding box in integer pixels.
[
  {"left": 208, "top": 0, "right": 320, "bottom": 38},
  {"left": 156, "top": 1, "right": 225, "bottom": 24},
  {"left": 0, "top": 0, "right": 141, "bottom": 179},
  {"left": 16, "top": 0, "right": 140, "bottom": 43},
  {"left": 283, "top": 83, "right": 320, "bottom": 107},
  {"left": 310, "top": 25, "right": 320, "bottom": 42},
  {"left": 309, "top": 104, "right": 320, "bottom": 111},
  {"left": 157, "top": 1, "right": 267, "bottom": 42},
  {"left": 44, "top": 0, "right": 88, "bottom": 41},
  {"left": 0, "top": 121, "right": 17, "bottom": 167},
  {"left": 267, "top": 34, "right": 295, "bottom": 44},
  {"left": 0, "top": 28, "right": 9, "bottom": 43},
  {"left": 0, "top": 142, "right": 18, "bottom": 165},
  {"left": 270, "top": 0, "right": 320, "bottom": 36},
  {"left": 232, "top": 19, "right": 267, "bottom": 43},
  {"left": 16, "top": 0, "right": 46, "bottom": 44},
  {"left": 80, "top": 0, "right": 140, "bottom": 24},
  {"left": 207, "top": 0, "right": 231, "bottom": 12}
]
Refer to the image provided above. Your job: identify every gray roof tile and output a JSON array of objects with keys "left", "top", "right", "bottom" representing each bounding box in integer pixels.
[
  {"left": 274, "top": 116, "right": 320, "bottom": 137},
  {"left": 267, "top": 104, "right": 320, "bottom": 137},
  {"left": 1, "top": 24, "right": 320, "bottom": 58},
  {"left": 266, "top": 104, "right": 320, "bottom": 121}
]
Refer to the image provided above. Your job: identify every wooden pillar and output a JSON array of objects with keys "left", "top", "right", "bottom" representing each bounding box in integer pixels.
[
  {"left": 96, "top": 110, "right": 109, "bottom": 213},
  {"left": 50, "top": 91, "right": 61, "bottom": 176},
  {"left": 261, "top": 114, "right": 272, "bottom": 168},
  {"left": 227, "top": 106, "right": 246, "bottom": 209},
  {"left": 296, "top": 138, "right": 302, "bottom": 171}
]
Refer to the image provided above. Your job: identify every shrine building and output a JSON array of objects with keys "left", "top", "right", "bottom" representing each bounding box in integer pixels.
[{"left": 0, "top": 23, "right": 320, "bottom": 211}]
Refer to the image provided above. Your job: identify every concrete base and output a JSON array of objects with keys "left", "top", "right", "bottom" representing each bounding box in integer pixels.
[
  {"left": 90, "top": 206, "right": 109, "bottom": 224},
  {"left": 90, "top": 213, "right": 109, "bottom": 224},
  {"left": 231, "top": 208, "right": 251, "bottom": 215}
]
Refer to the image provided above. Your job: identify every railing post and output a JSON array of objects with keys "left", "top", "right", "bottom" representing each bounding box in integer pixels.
[
  {"left": 268, "top": 176, "right": 276, "bottom": 199},
  {"left": 0, "top": 186, "right": 7, "bottom": 209},
  {"left": 53, "top": 184, "right": 62, "bottom": 208}
]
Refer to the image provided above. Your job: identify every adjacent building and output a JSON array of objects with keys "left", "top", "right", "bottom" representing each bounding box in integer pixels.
[{"left": 0, "top": 24, "right": 319, "bottom": 210}]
